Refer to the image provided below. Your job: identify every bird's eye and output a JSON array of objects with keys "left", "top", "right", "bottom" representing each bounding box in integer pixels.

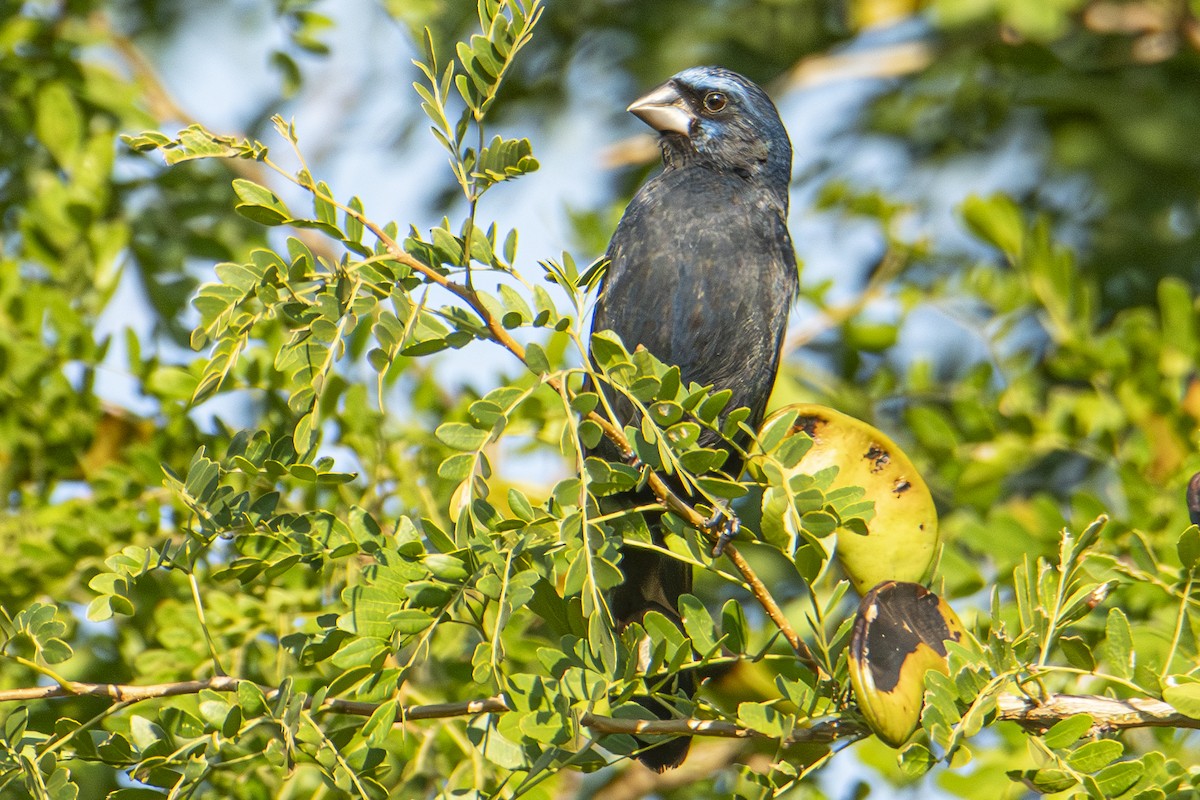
[{"left": 703, "top": 91, "right": 728, "bottom": 113}]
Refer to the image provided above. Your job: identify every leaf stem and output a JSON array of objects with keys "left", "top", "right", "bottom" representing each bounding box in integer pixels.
[
  {"left": 7, "top": 655, "right": 75, "bottom": 694},
  {"left": 188, "top": 571, "right": 227, "bottom": 677},
  {"left": 1163, "top": 571, "right": 1193, "bottom": 680}
]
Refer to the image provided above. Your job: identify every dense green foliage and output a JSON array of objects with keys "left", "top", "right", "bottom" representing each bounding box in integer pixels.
[{"left": 2, "top": 0, "right": 1200, "bottom": 798}]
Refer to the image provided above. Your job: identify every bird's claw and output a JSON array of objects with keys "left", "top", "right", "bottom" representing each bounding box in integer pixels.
[{"left": 703, "top": 508, "right": 740, "bottom": 557}]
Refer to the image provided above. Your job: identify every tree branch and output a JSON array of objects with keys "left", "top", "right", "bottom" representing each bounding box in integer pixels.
[
  {"left": 5, "top": 678, "right": 1197, "bottom": 743},
  {"left": 995, "top": 693, "right": 1200, "bottom": 735}
]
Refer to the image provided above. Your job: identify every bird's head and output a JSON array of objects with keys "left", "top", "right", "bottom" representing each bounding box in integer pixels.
[{"left": 628, "top": 66, "right": 791, "bottom": 191}]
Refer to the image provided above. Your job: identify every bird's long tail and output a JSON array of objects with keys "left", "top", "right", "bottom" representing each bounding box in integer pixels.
[{"left": 610, "top": 515, "right": 694, "bottom": 771}]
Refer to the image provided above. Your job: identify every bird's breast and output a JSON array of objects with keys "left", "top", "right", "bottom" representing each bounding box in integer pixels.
[{"left": 596, "top": 169, "right": 795, "bottom": 415}]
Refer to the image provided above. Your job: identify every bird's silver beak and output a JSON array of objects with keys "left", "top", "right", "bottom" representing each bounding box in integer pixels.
[{"left": 627, "top": 81, "right": 694, "bottom": 136}]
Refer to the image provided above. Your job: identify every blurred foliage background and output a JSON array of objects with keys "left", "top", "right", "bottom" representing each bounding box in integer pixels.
[{"left": 2, "top": 0, "right": 1200, "bottom": 797}]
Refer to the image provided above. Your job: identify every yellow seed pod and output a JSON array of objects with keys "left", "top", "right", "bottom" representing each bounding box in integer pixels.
[
  {"left": 764, "top": 403, "right": 941, "bottom": 594},
  {"left": 848, "top": 581, "right": 965, "bottom": 747}
]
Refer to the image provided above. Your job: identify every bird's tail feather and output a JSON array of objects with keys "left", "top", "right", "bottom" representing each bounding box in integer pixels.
[{"left": 613, "top": 537, "right": 695, "bottom": 771}]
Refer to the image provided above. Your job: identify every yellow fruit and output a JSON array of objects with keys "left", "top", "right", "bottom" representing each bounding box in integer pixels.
[
  {"left": 763, "top": 403, "right": 941, "bottom": 594},
  {"left": 847, "top": 581, "right": 965, "bottom": 747}
]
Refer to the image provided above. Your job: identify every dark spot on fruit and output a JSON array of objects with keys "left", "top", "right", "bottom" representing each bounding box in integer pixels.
[
  {"left": 865, "top": 444, "right": 889, "bottom": 473},
  {"left": 892, "top": 478, "right": 911, "bottom": 496},
  {"left": 851, "top": 582, "right": 954, "bottom": 692},
  {"left": 794, "top": 415, "right": 821, "bottom": 438}
]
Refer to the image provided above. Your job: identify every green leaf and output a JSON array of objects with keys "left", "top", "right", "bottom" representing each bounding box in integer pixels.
[
  {"left": 85, "top": 597, "right": 113, "bottom": 622},
  {"left": 1158, "top": 277, "right": 1197, "bottom": 359},
  {"left": 1130, "top": 788, "right": 1167, "bottom": 800},
  {"left": 39, "top": 638, "right": 72, "bottom": 664},
  {"left": 578, "top": 420, "right": 603, "bottom": 450},
  {"left": 678, "top": 448, "right": 725, "bottom": 475},
  {"left": 361, "top": 699, "right": 398, "bottom": 748},
  {"left": 183, "top": 452, "right": 220, "bottom": 501},
  {"left": 721, "top": 598, "right": 747, "bottom": 655},
  {"left": 503, "top": 228, "right": 518, "bottom": 264},
  {"left": 406, "top": 580, "right": 454, "bottom": 608},
  {"left": 294, "top": 411, "right": 318, "bottom": 454},
  {"left": 757, "top": 408, "right": 798, "bottom": 454},
  {"left": 498, "top": 284, "right": 532, "bottom": 325},
  {"left": 898, "top": 742, "right": 936, "bottom": 777},
  {"left": 962, "top": 193, "right": 1024, "bottom": 260},
  {"left": 589, "top": 330, "right": 630, "bottom": 370},
  {"left": 1093, "top": 761, "right": 1143, "bottom": 797},
  {"left": 436, "top": 422, "right": 490, "bottom": 451},
  {"left": 330, "top": 637, "right": 387, "bottom": 670},
  {"left": 388, "top": 609, "right": 435, "bottom": 635},
  {"left": 1008, "top": 768, "right": 1076, "bottom": 794},
  {"left": 649, "top": 401, "right": 684, "bottom": 427},
  {"left": 1162, "top": 682, "right": 1200, "bottom": 719},
  {"left": 107, "top": 790, "right": 164, "bottom": 800},
  {"left": 402, "top": 337, "right": 450, "bottom": 356},
  {"left": 1059, "top": 636, "right": 1095, "bottom": 672},
  {"left": 525, "top": 341, "right": 550, "bottom": 374},
  {"left": 128, "top": 715, "right": 164, "bottom": 750},
  {"left": 1105, "top": 607, "right": 1133, "bottom": 680},
  {"left": 802, "top": 510, "right": 838, "bottom": 538},
  {"left": 122, "top": 130, "right": 173, "bottom": 151},
  {"left": 424, "top": 554, "right": 468, "bottom": 583},
  {"left": 1042, "top": 713, "right": 1094, "bottom": 749},
  {"left": 1066, "top": 739, "right": 1123, "bottom": 772},
  {"left": 1178, "top": 526, "right": 1200, "bottom": 573},
  {"left": 232, "top": 178, "right": 290, "bottom": 226},
  {"left": 35, "top": 82, "right": 84, "bottom": 165},
  {"left": 467, "top": 717, "right": 525, "bottom": 770},
  {"left": 507, "top": 488, "right": 534, "bottom": 520},
  {"left": 696, "top": 388, "right": 732, "bottom": 423},
  {"left": 473, "top": 135, "right": 539, "bottom": 189},
  {"left": 147, "top": 366, "right": 198, "bottom": 400},
  {"left": 168, "top": 124, "right": 257, "bottom": 163},
  {"left": 737, "top": 701, "right": 785, "bottom": 737},
  {"left": 678, "top": 594, "right": 717, "bottom": 654},
  {"left": 438, "top": 453, "right": 476, "bottom": 481},
  {"left": 345, "top": 195, "right": 366, "bottom": 243},
  {"left": 695, "top": 476, "right": 746, "bottom": 500}
]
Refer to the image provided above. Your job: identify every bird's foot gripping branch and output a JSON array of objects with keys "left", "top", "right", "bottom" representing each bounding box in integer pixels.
[{"left": 701, "top": 505, "right": 741, "bottom": 558}]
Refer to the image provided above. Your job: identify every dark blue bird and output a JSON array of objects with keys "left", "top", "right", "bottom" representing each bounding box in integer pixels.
[{"left": 589, "top": 66, "right": 797, "bottom": 771}]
